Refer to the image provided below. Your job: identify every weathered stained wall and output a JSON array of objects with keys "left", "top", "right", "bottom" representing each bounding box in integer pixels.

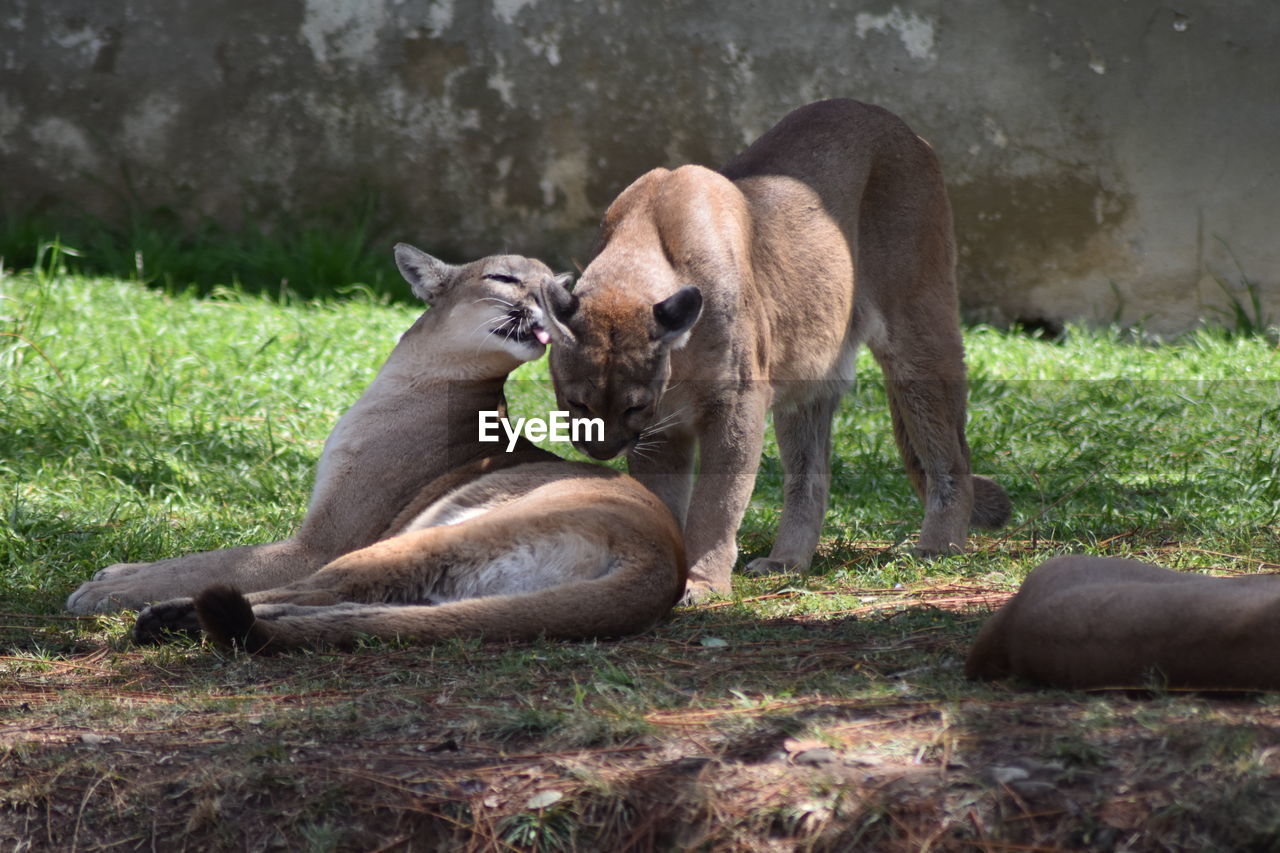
[{"left": 2, "top": 1, "right": 1277, "bottom": 332}]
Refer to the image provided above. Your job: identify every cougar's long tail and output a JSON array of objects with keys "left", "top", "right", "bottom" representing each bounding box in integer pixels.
[
  {"left": 970, "top": 475, "right": 1012, "bottom": 530},
  {"left": 195, "top": 548, "right": 684, "bottom": 655},
  {"left": 195, "top": 585, "right": 267, "bottom": 652}
]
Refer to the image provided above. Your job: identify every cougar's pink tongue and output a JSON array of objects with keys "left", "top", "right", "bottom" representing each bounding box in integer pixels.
[{"left": 535, "top": 327, "right": 551, "bottom": 345}]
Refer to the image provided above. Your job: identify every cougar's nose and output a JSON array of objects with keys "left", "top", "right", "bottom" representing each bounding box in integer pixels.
[{"left": 574, "top": 433, "right": 632, "bottom": 461}]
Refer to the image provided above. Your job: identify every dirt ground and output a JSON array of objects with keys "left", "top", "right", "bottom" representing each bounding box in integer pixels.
[{"left": 6, "top": 581, "right": 1280, "bottom": 851}]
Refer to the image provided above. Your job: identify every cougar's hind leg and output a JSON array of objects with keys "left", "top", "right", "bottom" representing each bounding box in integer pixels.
[
  {"left": 241, "top": 515, "right": 615, "bottom": 609},
  {"left": 875, "top": 350, "right": 974, "bottom": 556},
  {"left": 197, "top": 511, "right": 652, "bottom": 654},
  {"left": 745, "top": 389, "right": 840, "bottom": 576},
  {"left": 240, "top": 527, "right": 471, "bottom": 608}
]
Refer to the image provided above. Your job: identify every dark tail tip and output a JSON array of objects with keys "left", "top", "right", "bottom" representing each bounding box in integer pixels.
[
  {"left": 970, "top": 475, "right": 1012, "bottom": 530},
  {"left": 195, "top": 585, "right": 272, "bottom": 654}
]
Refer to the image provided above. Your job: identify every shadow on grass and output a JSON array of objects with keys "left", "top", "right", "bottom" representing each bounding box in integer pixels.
[{"left": 9, "top": 593, "right": 1280, "bottom": 850}]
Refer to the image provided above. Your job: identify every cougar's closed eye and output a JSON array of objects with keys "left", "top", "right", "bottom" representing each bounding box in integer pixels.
[{"left": 484, "top": 273, "right": 521, "bottom": 284}]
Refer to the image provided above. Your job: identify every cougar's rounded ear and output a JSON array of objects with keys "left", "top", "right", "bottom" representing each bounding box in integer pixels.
[
  {"left": 536, "top": 275, "right": 579, "bottom": 343},
  {"left": 394, "top": 242, "right": 457, "bottom": 304},
  {"left": 652, "top": 286, "right": 703, "bottom": 345}
]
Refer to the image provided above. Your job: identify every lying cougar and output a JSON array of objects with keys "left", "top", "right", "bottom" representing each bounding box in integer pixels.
[
  {"left": 67, "top": 245, "right": 563, "bottom": 614},
  {"left": 538, "top": 98, "right": 1010, "bottom": 600},
  {"left": 71, "top": 245, "right": 685, "bottom": 651},
  {"left": 966, "top": 556, "right": 1280, "bottom": 690}
]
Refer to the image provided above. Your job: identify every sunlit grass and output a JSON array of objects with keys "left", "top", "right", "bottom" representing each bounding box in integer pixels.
[{"left": 3, "top": 264, "right": 1278, "bottom": 617}]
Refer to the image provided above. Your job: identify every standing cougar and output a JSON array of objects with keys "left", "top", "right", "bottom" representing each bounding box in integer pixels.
[
  {"left": 538, "top": 98, "right": 1010, "bottom": 600},
  {"left": 71, "top": 245, "right": 685, "bottom": 651}
]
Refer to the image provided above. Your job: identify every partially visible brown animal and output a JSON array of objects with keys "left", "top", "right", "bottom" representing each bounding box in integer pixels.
[
  {"left": 538, "top": 98, "right": 1009, "bottom": 600},
  {"left": 130, "top": 243, "right": 685, "bottom": 653},
  {"left": 966, "top": 556, "right": 1280, "bottom": 691}
]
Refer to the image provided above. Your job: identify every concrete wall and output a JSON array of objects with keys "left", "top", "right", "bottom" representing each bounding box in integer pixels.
[{"left": 3, "top": 1, "right": 1277, "bottom": 332}]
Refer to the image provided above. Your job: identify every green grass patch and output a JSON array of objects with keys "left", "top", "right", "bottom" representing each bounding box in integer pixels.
[
  {"left": 2, "top": 203, "right": 399, "bottom": 301},
  {"left": 1, "top": 264, "right": 1279, "bottom": 849}
]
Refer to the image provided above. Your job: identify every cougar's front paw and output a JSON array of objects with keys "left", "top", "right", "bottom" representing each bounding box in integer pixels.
[
  {"left": 911, "top": 541, "right": 965, "bottom": 559},
  {"left": 743, "top": 556, "right": 803, "bottom": 577},
  {"left": 679, "top": 580, "right": 724, "bottom": 606},
  {"left": 133, "top": 598, "right": 201, "bottom": 644},
  {"left": 66, "top": 563, "right": 155, "bottom": 615}
]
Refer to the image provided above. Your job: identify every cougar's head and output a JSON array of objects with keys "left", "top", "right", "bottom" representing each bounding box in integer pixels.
[
  {"left": 536, "top": 273, "right": 702, "bottom": 460},
  {"left": 394, "top": 243, "right": 570, "bottom": 371}
]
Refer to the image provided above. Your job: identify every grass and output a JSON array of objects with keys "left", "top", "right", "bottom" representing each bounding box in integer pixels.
[
  {"left": 2, "top": 259, "right": 1280, "bottom": 849},
  {"left": 1, "top": 203, "right": 398, "bottom": 302}
]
